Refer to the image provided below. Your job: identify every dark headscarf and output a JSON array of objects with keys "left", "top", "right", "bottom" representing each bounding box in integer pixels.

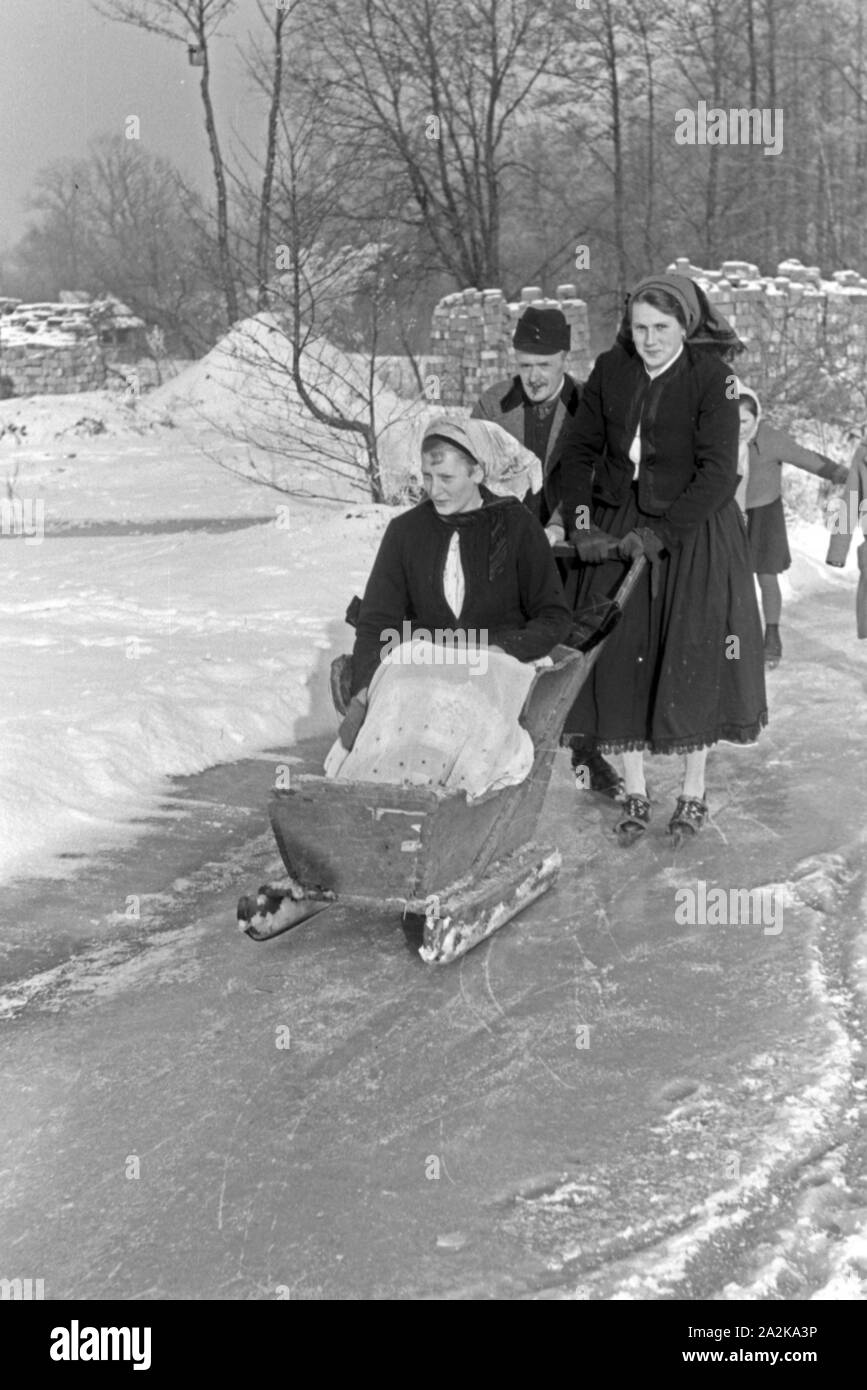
[{"left": 625, "top": 272, "right": 742, "bottom": 353}]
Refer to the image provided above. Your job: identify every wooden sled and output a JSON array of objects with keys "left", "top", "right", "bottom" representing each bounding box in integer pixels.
[{"left": 237, "top": 557, "right": 645, "bottom": 965}]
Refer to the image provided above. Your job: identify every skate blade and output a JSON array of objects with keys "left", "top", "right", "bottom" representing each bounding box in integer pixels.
[
  {"left": 667, "top": 824, "right": 698, "bottom": 848},
  {"left": 614, "top": 824, "right": 647, "bottom": 846},
  {"left": 237, "top": 889, "right": 334, "bottom": 941}
]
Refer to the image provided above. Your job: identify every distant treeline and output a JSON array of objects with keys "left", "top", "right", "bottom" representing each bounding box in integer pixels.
[{"left": 2, "top": 0, "right": 864, "bottom": 360}]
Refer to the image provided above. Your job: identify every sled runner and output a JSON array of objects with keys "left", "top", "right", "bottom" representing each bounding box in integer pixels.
[{"left": 236, "top": 555, "right": 645, "bottom": 965}]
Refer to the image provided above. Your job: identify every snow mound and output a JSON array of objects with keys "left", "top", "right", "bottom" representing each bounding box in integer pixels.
[{"left": 148, "top": 314, "right": 420, "bottom": 497}]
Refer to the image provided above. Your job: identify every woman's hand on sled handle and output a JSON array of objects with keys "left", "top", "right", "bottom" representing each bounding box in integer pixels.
[
  {"left": 573, "top": 524, "right": 621, "bottom": 564},
  {"left": 618, "top": 528, "right": 665, "bottom": 596},
  {"left": 617, "top": 527, "right": 664, "bottom": 561},
  {"left": 338, "top": 688, "right": 369, "bottom": 751}
]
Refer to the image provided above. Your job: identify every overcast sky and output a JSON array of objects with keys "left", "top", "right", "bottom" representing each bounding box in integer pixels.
[{"left": 0, "top": 0, "right": 269, "bottom": 249}]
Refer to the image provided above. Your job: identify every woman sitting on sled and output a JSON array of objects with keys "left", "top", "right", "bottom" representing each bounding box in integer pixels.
[
  {"left": 238, "top": 419, "right": 602, "bottom": 956},
  {"left": 328, "top": 417, "right": 572, "bottom": 797}
]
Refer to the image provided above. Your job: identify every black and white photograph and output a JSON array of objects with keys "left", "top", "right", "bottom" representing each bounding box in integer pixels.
[{"left": 1, "top": 0, "right": 865, "bottom": 1335}]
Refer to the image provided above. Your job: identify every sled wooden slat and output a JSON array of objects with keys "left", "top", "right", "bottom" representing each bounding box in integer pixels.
[{"left": 414, "top": 844, "right": 562, "bottom": 965}]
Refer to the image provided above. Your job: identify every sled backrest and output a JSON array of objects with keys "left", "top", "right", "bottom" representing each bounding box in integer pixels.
[{"left": 520, "top": 646, "right": 592, "bottom": 754}]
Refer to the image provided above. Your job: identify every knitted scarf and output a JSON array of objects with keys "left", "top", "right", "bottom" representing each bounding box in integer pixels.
[{"left": 430, "top": 485, "right": 512, "bottom": 583}]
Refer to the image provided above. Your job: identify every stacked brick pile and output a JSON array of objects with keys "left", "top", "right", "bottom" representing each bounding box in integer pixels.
[
  {"left": 429, "top": 285, "right": 591, "bottom": 407},
  {"left": 0, "top": 342, "right": 107, "bottom": 395},
  {"left": 430, "top": 261, "right": 867, "bottom": 413},
  {"left": 0, "top": 302, "right": 106, "bottom": 395},
  {"left": 667, "top": 256, "right": 867, "bottom": 403},
  {"left": 0, "top": 296, "right": 147, "bottom": 396},
  {"left": 2, "top": 301, "right": 96, "bottom": 340}
]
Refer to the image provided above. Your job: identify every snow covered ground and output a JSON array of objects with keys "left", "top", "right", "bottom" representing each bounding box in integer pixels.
[
  {"left": 0, "top": 395, "right": 396, "bottom": 883},
  {"left": 2, "top": 378, "right": 866, "bottom": 1304},
  {"left": 0, "top": 382, "right": 862, "bottom": 886}
]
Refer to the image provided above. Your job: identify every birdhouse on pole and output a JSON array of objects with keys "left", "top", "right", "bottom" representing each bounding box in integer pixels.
[{"left": 187, "top": 44, "right": 205, "bottom": 66}]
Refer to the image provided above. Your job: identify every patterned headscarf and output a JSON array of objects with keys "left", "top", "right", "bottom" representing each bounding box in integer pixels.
[
  {"left": 422, "top": 417, "right": 535, "bottom": 582},
  {"left": 421, "top": 416, "right": 544, "bottom": 497}
]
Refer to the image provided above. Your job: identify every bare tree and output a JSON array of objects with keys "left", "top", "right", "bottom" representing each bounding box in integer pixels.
[
  {"left": 243, "top": 0, "right": 302, "bottom": 311},
  {"left": 576, "top": 1, "right": 630, "bottom": 299},
  {"left": 625, "top": 0, "right": 664, "bottom": 272},
  {"left": 19, "top": 160, "right": 91, "bottom": 293},
  {"left": 94, "top": 0, "right": 240, "bottom": 325},
  {"left": 295, "top": 0, "right": 558, "bottom": 288},
  {"left": 16, "top": 138, "right": 221, "bottom": 354},
  {"left": 208, "top": 97, "right": 421, "bottom": 504}
]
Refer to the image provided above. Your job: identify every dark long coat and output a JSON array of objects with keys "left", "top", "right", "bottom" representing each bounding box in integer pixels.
[{"left": 557, "top": 343, "right": 767, "bottom": 754}]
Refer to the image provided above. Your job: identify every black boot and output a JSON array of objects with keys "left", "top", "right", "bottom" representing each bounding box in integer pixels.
[{"left": 570, "top": 744, "right": 625, "bottom": 800}]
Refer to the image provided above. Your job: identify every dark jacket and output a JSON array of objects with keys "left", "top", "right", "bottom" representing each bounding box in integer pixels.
[
  {"left": 472, "top": 374, "right": 582, "bottom": 526},
  {"left": 350, "top": 487, "right": 572, "bottom": 694},
  {"left": 559, "top": 343, "right": 740, "bottom": 549}
]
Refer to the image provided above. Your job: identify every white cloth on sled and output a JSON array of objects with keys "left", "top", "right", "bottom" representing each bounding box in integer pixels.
[{"left": 324, "top": 640, "right": 538, "bottom": 799}]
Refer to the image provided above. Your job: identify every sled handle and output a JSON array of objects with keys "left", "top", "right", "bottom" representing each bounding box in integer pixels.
[
  {"left": 552, "top": 544, "right": 647, "bottom": 599},
  {"left": 612, "top": 552, "right": 647, "bottom": 607}
]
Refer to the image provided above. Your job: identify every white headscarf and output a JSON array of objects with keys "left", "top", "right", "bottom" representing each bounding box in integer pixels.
[
  {"left": 419, "top": 412, "right": 544, "bottom": 498},
  {"left": 735, "top": 382, "right": 761, "bottom": 512}
]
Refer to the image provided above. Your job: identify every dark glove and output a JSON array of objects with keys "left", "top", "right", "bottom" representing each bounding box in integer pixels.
[
  {"left": 574, "top": 524, "right": 620, "bottom": 564},
  {"left": 618, "top": 528, "right": 666, "bottom": 597},
  {"left": 338, "top": 690, "right": 368, "bottom": 751},
  {"left": 617, "top": 530, "right": 644, "bottom": 562}
]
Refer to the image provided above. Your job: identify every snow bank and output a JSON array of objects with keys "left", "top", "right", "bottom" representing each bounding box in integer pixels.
[
  {"left": 0, "top": 510, "right": 388, "bottom": 884},
  {"left": 0, "top": 392, "right": 394, "bottom": 884},
  {"left": 0, "top": 388, "right": 177, "bottom": 445}
]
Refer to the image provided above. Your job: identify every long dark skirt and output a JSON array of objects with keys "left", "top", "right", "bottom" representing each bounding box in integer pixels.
[
  {"left": 746, "top": 497, "right": 791, "bottom": 574},
  {"left": 563, "top": 487, "right": 767, "bottom": 755}
]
